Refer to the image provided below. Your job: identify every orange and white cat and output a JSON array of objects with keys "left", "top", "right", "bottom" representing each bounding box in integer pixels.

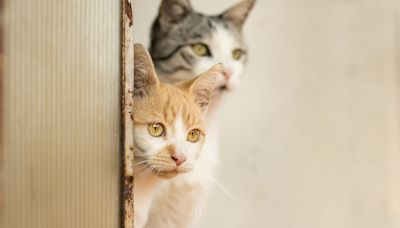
[
  {"left": 145, "top": 0, "right": 256, "bottom": 227},
  {"left": 132, "top": 44, "right": 222, "bottom": 228}
]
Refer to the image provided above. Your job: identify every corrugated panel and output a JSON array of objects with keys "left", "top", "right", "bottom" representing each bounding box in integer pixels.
[{"left": 1, "top": 0, "right": 121, "bottom": 227}]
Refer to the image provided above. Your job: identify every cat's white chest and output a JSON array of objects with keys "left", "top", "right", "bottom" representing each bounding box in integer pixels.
[{"left": 134, "top": 175, "right": 163, "bottom": 228}]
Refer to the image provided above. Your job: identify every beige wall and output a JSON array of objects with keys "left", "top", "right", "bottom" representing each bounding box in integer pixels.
[
  {"left": 135, "top": 0, "right": 400, "bottom": 227},
  {"left": 1, "top": 1, "right": 121, "bottom": 227}
]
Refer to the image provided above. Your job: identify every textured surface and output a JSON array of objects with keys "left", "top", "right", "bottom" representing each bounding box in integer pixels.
[
  {"left": 135, "top": 0, "right": 400, "bottom": 227},
  {"left": 121, "top": 0, "right": 135, "bottom": 227},
  {"left": 1, "top": 0, "right": 121, "bottom": 227}
]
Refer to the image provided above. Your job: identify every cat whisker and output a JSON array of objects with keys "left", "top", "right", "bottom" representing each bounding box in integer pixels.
[
  {"left": 190, "top": 168, "right": 214, "bottom": 196},
  {"left": 135, "top": 163, "right": 151, "bottom": 173},
  {"left": 192, "top": 166, "right": 235, "bottom": 202},
  {"left": 143, "top": 166, "right": 156, "bottom": 179},
  {"left": 187, "top": 172, "right": 213, "bottom": 222},
  {"left": 193, "top": 174, "right": 213, "bottom": 196},
  {"left": 203, "top": 173, "right": 238, "bottom": 203},
  {"left": 138, "top": 166, "right": 150, "bottom": 177},
  {"left": 133, "top": 160, "right": 149, "bottom": 167},
  {"left": 139, "top": 166, "right": 154, "bottom": 178}
]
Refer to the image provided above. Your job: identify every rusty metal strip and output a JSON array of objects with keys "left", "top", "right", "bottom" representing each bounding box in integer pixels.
[{"left": 121, "top": 0, "right": 134, "bottom": 227}]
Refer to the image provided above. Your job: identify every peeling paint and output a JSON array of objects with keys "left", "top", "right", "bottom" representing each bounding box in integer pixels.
[{"left": 121, "top": 0, "right": 134, "bottom": 227}]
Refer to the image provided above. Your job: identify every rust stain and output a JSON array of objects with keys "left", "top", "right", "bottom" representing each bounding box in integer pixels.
[
  {"left": 122, "top": 175, "right": 134, "bottom": 226},
  {"left": 123, "top": 176, "right": 134, "bottom": 199},
  {"left": 121, "top": 0, "right": 135, "bottom": 227}
]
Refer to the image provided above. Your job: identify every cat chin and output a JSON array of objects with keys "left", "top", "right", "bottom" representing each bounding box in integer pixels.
[
  {"left": 157, "top": 168, "right": 192, "bottom": 179},
  {"left": 157, "top": 170, "right": 179, "bottom": 179}
]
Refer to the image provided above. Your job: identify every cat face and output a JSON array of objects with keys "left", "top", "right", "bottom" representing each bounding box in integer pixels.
[
  {"left": 150, "top": 0, "right": 255, "bottom": 91},
  {"left": 133, "top": 44, "right": 221, "bottom": 179}
]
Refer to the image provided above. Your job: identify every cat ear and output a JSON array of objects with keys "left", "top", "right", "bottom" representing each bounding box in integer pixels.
[
  {"left": 187, "top": 64, "right": 222, "bottom": 113},
  {"left": 159, "top": 0, "right": 192, "bottom": 27},
  {"left": 134, "top": 43, "right": 159, "bottom": 97},
  {"left": 221, "top": 0, "right": 256, "bottom": 30}
]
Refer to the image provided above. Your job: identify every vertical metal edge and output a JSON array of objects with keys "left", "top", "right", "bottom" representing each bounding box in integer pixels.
[{"left": 121, "top": 0, "right": 134, "bottom": 227}]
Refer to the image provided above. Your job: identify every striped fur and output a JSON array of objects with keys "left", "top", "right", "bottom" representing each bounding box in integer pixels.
[{"left": 150, "top": 0, "right": 255, "bottom": 91}]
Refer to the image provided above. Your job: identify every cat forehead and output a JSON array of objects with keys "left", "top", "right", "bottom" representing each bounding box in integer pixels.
[
  {"left": 208, "top": 23, "right": 243, "bottom": 52},
  {"left": 133, "top": 85, "right": 203, "bottom": 128},
  {"left": 151, "top": 14, "right": 244, "bottom": 55},
  {"left": 187, "top": 16, "right": 243, "bottom": 46}
]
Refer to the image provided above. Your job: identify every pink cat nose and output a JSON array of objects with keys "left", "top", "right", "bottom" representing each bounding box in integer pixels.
[
  {"left": 171, "top": 153, "right": 186, "bottom": 166},
  {"left": 222, "top": 68, "right": 232, "bottom": 81}
]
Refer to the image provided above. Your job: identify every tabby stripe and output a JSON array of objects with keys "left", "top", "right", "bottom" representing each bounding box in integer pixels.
[
  {"left": 152, "top": 44, "right": 185, "bottom": 61},
  {"left": 180, "top": 52, "right": 192, "bottom": 65}
]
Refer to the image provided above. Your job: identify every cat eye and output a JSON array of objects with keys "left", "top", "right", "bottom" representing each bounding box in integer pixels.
[
  {"left": 148, "top": 123, "right": 164, "bottom": 137},
  {"left": 191, "top": 43, "right": 211, "bottom": 57},
  {"left": 187, "top": 129, "right": 201, "bottom": 143},
  {"left": 232, "top": 49, "right": 244, "bottom": 60}
]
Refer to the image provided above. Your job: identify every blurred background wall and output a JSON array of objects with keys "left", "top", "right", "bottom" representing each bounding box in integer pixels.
[{"left": 135, "top": 0, "right": 400, "bottom": 227}]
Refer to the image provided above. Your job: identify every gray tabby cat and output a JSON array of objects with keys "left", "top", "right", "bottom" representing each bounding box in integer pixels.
[
  {"left": 150, "top": 0, "right": 255, "bottom": 92},
  {"left": 144, "top": 0, "right": 255, "bottom": 227}
]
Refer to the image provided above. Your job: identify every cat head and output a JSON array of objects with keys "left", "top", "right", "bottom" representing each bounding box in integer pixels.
[
  {"left": 150, "top": 0, "right": 255, "bottom": 92},
  {"left": 133, "top": 43, "right": 221, "bottom": 179}
]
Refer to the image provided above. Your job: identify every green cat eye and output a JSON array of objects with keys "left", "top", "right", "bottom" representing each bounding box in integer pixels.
[
  {"left": 232, "top": 49, "right": 244, "bottom": 60},
  {"left": 148, "top": 123, "right": 164, "bottom": 137},
  {"left": 191, "top": 43, "right": 210, "bottom": 57}
]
